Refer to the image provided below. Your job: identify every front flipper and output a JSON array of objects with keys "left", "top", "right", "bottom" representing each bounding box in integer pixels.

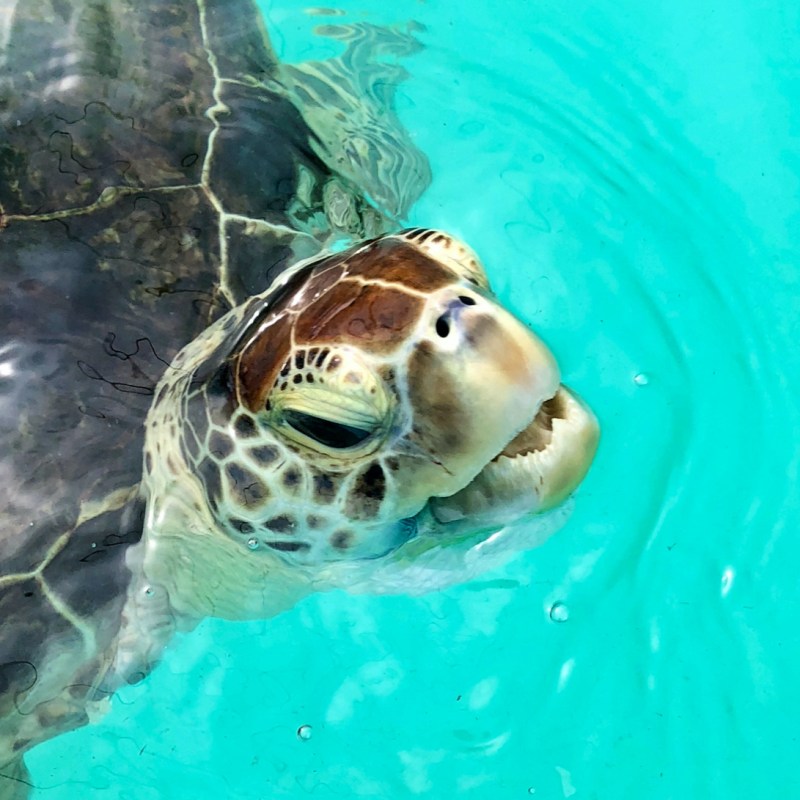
[{"left": 282, "top": 22, "right": 431, "bottom": 220}]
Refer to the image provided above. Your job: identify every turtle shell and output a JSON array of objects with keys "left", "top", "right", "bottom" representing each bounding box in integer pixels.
[{"left": 0, "top": 0, "right": 424, "bottom": 768}]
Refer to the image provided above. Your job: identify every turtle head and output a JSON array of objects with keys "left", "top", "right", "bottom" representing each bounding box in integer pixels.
[{"left": 143, "top": 230, "right": 598, "bottom": 617}]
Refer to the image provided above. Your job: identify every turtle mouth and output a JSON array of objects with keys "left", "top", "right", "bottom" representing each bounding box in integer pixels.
[{"left": 428, "top": 385, "right": 599, "bottom": 526}]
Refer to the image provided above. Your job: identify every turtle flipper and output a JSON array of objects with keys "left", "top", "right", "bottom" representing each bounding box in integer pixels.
[
  {"left": 0, "top": 757, "right": 31, "bottom": 800},
  {"left": 282, "top": 22, "right": 431, "bottom": 221}
]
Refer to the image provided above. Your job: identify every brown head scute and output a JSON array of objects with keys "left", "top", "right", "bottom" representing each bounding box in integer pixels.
[
  {"left": 233, "top": 236, "right": 464, "bottom": 412},
  {"left": 236, "top": 311, "right": 295, "bottom": 411},
  {"left": 294, "top": 281, "right": 424, "bottom": 347},
  {"left": 341, "top": 236, "right": 455, "bottom": 290}
]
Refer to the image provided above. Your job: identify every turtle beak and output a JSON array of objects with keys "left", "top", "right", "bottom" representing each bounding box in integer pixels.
[
  {"left": 523, "top": 385, "right": 600, "bottom": 511},
  {"left": 429, "top": 384, "right": 599, "bottom": 526}
]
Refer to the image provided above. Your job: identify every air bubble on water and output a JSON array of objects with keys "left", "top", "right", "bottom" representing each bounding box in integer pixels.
[
  {"left": 721, "top": 566, "right": 735, "bottom": 597},
  {"left": 247, "top": 537, "right": 259, "bottom": 550},
  {"left": 634, "top": 372, "right": 649, "bottom": 386},
  {"left": 549, "top": 602, "right": 569, "bottom": 623},
  {"left": 527, "top": 788, "right": 536, "bottom": 795},
  {"left": 297, "top": 724, "right": 312, "bottom": 741}
]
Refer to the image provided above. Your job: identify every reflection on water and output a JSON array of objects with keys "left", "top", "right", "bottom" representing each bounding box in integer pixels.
[{"left": 30, "top": 0, "right": 799, "bottom": 798}]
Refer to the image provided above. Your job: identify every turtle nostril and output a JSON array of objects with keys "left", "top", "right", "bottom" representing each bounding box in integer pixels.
[
  {"left": 435, "top": 314, "right": 451, "bottom": 338},
  {"left": 458, "top": 295, "right": 476, "bottom": 306}
]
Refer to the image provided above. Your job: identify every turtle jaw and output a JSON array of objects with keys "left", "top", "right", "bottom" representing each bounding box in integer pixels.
[{"left": 428, "top": 385, "right": 599, "bottom": 528}]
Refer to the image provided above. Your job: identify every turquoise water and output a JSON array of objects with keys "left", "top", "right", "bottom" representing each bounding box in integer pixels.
[{"left": 29, "top": 1, "right": 799, "bottom": 797}]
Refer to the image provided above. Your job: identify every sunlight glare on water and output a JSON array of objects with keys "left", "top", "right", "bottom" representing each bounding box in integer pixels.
[{"left": 28, "top": 0, "right": 799, "bottom": 798}]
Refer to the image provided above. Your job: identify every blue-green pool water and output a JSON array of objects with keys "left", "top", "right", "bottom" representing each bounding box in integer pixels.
[{"left": 29, "top": 0, "right": 799, "bottom": 797}]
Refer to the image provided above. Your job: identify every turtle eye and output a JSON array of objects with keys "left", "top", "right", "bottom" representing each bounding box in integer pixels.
[{"left": 283, "top": 410, "right": 373, "bottom": 449}]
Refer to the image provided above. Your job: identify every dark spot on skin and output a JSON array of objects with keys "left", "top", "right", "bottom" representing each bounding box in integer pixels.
[
  {"left": 250, "top": 445, "right": 279, "bottom": 465},
  {"left": 283, "top": 468, "right": 301, "bottom": 489},
  {"left": 313, "top": 473, "right": 337, "bottom": 503},
  {"left": 307, "top": 515, "right": 322, "bottom": 528},
  {"left": 229, "top": 518, "right": 254, "bottom": 534},
  {"left": 308, "top": 348, "right": 319, "bottom": 364},
  {"left": 331, "top": 530, "right": 353, "bottom": 550},
  {"left": 327, "top": 356, "right": 341, "bottom": 371},
  {"left": 293, "top": 374, "right": 302, "bottom": 384},
  {"left": 386, "top": 457, "right": 400, "bottom": 472},
  {"left": 316, "top": 349, "right": 329, "bottom": 366},
  {"left": 226, "top": 462, "right": 269, "bottom": 506},
  {"left": 244, "top": 483, "right": 271, "bottom": 505},
  {"left": 346, "top": 462, "right": 386, "bottom": 519},
  {"left": 280, "top": 381, "right": 288, "bottom": 391},
  {"left": 265, "top": 515, "right": 295, "bottom": 533},
  {"left": 234, "top": 414, "right": 257, "bottom": 438},
  {"left": 280, "top": 361, "right": 291, "bottom": 377},
  {"left": 295, "top": 352, "right": 305, "bottom": 369},
  {"left": 266, "top": 541, "right": 310, "bottom": 552},
  {"left": 167, "top": 453, "right": 181, "bottom": 475},
  {"left": 306, "top": 373, "right": 314, "bottom": 383},
  {"left": 359, "top": 463, "right": 386, "bottom": 500},
  {"left": 145, "top": 451, "right": 153, "bottom": 473},
  {"left": 209, "top": 431, "right": 234, "bottom": 460}
]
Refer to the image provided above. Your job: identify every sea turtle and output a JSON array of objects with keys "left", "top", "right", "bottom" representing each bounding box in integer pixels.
[{"left": 0, "top": 1, "right": 598, "bottom": 796}]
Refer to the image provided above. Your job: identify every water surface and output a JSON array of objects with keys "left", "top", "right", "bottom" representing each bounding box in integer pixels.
[{"left": 30, "top": 0, "right": 799, "bottom": 797}]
